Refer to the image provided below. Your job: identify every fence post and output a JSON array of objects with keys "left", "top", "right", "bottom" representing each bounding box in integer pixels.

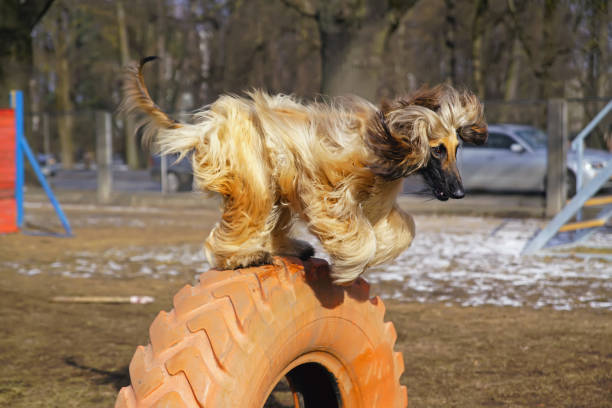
[
  {"left": 96, "top": 111, "right": 113, "bottom": 203},
  {"left": 546, "top": 99, "right": 568, "bottom": 217}
]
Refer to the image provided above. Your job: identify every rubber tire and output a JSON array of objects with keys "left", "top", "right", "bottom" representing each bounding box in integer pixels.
[{"left": 115, "top": 257, "right": 407, "bottom": 408}]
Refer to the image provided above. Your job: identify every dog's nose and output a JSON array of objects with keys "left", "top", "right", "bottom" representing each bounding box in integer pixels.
[{"left": 450, "top": 186, "right": 465, "bottom": 199}]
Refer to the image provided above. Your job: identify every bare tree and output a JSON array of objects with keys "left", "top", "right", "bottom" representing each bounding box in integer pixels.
[
  {"left": 117, "top": 1, "right": 139, "bottom": 169},
  {"left": 280, "top": 0, "right": 419, "bottom": 100},
  {"left": 444, "top": 0, "right": 458, "bottom": 85},
  {"left": 471, "top": 0, "right": 487, "bottom": 98},
  {"left": 0, "top": 0, "right": 54, "bottom": 98},
  {"left": 50, "top": 5, "right": 75, "bottom": 168},
  {"left": 507, "top": 0, "right": 575, "bottom": 99}
]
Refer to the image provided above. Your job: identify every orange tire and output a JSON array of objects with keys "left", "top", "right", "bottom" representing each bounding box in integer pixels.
[{"left": 115, "top": 257, "right": 407, "bottom": 408}]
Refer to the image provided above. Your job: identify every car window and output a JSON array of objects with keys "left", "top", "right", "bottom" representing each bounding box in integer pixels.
[
  {"left": 486, "top": 132, "right": 515, "bottom": 149},
  {"left": 515, "top": 128, "right": 547, "bottom": 149}
]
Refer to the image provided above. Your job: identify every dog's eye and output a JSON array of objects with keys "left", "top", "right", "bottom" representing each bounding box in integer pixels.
[{"left": 431, "top": 145, "right": 445, "bottom": 157}]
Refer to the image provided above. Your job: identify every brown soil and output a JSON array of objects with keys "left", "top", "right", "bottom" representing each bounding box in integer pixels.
[{"left": 1, "top": 206, "right": 611, "bottom": 407}]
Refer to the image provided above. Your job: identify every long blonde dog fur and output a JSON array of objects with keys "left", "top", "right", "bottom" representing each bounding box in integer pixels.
[{"left": 123, "top": 57, "right": 487, "bottom": 284}]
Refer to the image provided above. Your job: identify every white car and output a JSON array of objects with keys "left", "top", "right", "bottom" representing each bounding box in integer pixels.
[{"left": 458, "top": 124, "right": 612, "bottom": 196}]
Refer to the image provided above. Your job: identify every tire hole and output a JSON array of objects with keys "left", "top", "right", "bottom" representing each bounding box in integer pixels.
[{"left": 263, "top": 363, "right": 341, "bottom": 408}]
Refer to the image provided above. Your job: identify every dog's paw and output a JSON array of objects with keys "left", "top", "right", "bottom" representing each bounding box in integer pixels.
[
  {"left": 293, "top": 239, "right": 315, "bottom": 260},
  {"left": 277, "top": 238, "right": 314, "bottom": 260},
  {"left": 224, "top": 251, "right": 274, "bottom": 269}
]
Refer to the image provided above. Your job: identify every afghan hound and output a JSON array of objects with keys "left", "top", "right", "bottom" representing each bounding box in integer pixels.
[{"left": 122, "top": 57, "right": 488, "bottom": 284}]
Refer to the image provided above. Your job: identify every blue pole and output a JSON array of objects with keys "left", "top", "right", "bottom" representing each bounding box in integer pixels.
[
  {"left": 10, "top": 89, "right": 72, "bottom": 237},
  {"left": 19, "top": 135, "right": 73, "bottom": 236},
  {"left": 10, "top": 91, "right": 25, "bottom": 228}
]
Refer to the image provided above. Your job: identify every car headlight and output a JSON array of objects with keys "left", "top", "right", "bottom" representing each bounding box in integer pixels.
[{"left": 585, "top": 161, "right": 606, "bottom": 170}]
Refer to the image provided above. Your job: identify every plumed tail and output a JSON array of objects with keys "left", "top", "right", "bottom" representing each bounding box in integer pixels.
[{"left": 121, "top": 56, "right": 197, "bottom": 156}]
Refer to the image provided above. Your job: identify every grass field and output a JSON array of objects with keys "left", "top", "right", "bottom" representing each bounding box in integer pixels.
[{"left": 1, "top": 205, "right": 610, "bottom": 407}]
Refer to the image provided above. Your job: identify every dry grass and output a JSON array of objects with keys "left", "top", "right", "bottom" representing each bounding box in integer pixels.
[{"left": 391, "top": 301, "right": 612, "bottom": 408}]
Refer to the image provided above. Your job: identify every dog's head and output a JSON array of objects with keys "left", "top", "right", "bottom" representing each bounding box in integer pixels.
[{"left": 367, "top": 84, "right": 487, "bottom": 201}]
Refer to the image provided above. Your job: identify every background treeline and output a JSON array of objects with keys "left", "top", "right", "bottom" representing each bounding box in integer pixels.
[{"left": 1, "top": 0, "right": 610, "bottom": 168}]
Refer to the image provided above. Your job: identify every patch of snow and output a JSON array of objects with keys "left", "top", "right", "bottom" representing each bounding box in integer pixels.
[{"left": 6, "top": 214, "right": 610, "bottom": 311}]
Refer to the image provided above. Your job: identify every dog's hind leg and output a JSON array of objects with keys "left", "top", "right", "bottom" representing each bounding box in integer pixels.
[{"left": 369, "top": 206, "right": 415, "bottom": 267}]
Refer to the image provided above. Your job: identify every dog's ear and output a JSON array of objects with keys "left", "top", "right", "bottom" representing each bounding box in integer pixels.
[
  {"left": 457, "top": 91, "right": 488, "bottom": 145},
  {"left": 399, "top": 85, "right": 444, "bottom": 112},
  {"left": 367, "top": 105, "right": 435, "bottom": 180},
  {"left": 458, "top": 123, "right": 488, "bottom": 145},
  {"left": 379, "top": 98, "right": 392, "bottom": 114}
]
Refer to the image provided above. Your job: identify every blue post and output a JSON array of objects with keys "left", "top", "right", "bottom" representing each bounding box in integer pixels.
[
  {"left": 10, "top": 91, "right": 25, "bottom": 227},
  {"left": 10, "top": 90, "right": 73, "bottom": 237},
  {"left": 19, "top": 135, "right": 73, "bottom": 236}
]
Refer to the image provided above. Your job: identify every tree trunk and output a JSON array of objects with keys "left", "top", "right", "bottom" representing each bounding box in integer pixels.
[
  {"left": 0, "top": 0, "right": 54, "bottom": 100},
  {"left": 319, "top": 20, "right": 391, "bottom": 99},
  {"left": 55, "top": 9, "right": 74, "bottom": 169},
  {"left": 444, "top": 0, "right": 457, "bottom": 85},
  {"left": 499, "top": 36, "right": 521, "bottom": 122},
  {"left": 156, "top": 0, "right": 168, "bottom": 105},
  {"left": 471, "top": 0, "right": 487, "bottom": 98},
  {"left": 282, "top": 0, "right": 417, "bottom": 101},
  {"left": 503, "top": 37, "right": 521, "bottom": 102},
  {"left": 536, "top": 1, "right": 557, "bottom": 100},
  {"left": 117, "top": 1, "right": 139, "bottom": 169},
  {"left": 56, "top": 57, "right": 74, "bottom": 169},
  {"left": 595, "top": 0, "right": 609, "bottom": 98}
]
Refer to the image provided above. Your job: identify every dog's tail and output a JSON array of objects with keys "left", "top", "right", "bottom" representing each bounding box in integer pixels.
[{"left": 121, "top": 56, "right": 199, "bottom": 158}]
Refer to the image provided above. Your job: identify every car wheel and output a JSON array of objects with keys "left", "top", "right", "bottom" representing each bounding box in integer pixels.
[
  {"left": 566, "top": 170, "right": 576, "bottom": 198},
  {"left": 166, "top": 172, "right": 180, "bottom": 193},
  {"left": 177, "top": 174, "right": 194, "bottom": 192}
]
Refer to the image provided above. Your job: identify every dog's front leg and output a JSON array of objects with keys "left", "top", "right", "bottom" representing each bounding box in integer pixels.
[
  {"left": 307, "top": 207, "right": 377, "bottom": 285},
  {"left": 369, "top": 205, "right": 415, "bottom": 267}
]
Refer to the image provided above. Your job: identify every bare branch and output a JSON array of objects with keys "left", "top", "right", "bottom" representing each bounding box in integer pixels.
[{"left": 278, "top": 0, "right": 316, "bottom": 19}]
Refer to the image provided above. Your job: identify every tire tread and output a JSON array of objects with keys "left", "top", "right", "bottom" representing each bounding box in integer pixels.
[{"left": 116, "top": 257, "right": 407, "bottom": 407}]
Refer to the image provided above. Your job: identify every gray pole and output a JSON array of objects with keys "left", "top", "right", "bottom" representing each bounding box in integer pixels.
[
  {"left": 160, "top": 154, "right": 168, "bottom": 194},
  {"left": 545, "top": 99, "right": 568, "bottom": 217},
  {"left": 96, "top": 111, "right": 113, "bottom": 203},
  {"left": 42, "top": 113, "right": 51, "bottom": 156}
]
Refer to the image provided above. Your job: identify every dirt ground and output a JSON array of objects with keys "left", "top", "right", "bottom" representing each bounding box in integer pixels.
[{"left": 1, "top": 204, "right": 611, "bottom": 407}]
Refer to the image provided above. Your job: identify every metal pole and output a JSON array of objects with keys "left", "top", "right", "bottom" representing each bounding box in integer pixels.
[
  {"left": 571, "top": 99, "right": 612, "bottom": 221},
  {"left": 576, "top": 140, "right": 584, "bottom": 221},
  {"left": 161, "top": 154, "right": 168, "bottom": 194},
  {"left": 96, "top": 111, "right": 113, "bottom": 203},
  {"left": 523, "top": 158, "right": 612, "bottom": 254},
  {"left": 570, "top": 99, "right": 612, "bottom": 149},
  {"left": 19, "top": 127, "right": 73, "bottom": 236},
  {"left": 10, "top": 90, "right": 24, "bottom": 227},
  {"left": 545, "top": 99, "right": 568, "bottom": 217}
]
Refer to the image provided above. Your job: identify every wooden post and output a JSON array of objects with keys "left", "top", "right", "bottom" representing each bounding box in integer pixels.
[
  {"left": 96, "top": 111, "right": 113, "bottom": 203},
  {"left": 546, "top": 99, "right": 568, "bottom": 217}
]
